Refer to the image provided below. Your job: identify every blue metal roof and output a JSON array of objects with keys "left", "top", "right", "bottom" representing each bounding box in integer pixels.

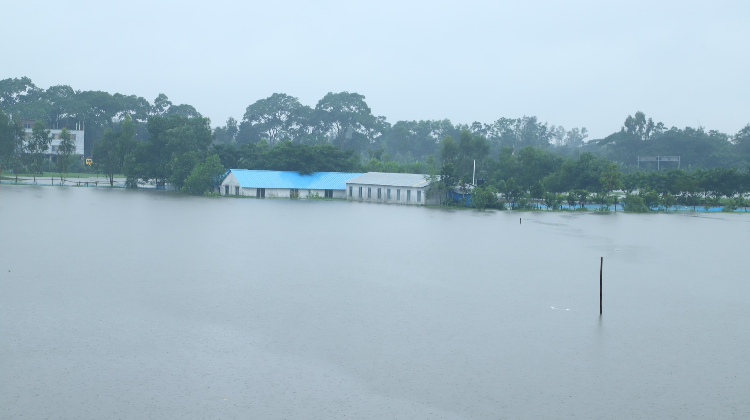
[{"left": 229, "top": 170, "right": 363, "bottom": 190}]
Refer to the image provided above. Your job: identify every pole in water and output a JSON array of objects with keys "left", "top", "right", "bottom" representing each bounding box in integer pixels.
[
  {"left": 599, "top": 256, "right": 603, "bottom": 315},
  {"left": 519, "top": 218, "right": 521, "bottom": 224}
]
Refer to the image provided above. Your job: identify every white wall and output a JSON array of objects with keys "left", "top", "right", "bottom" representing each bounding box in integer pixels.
[
  {"left": 344, "top": 183, "right": 434, "bottom": 205},
  {"left": 23, "top": 129, "right": 85, "bottom": 155},
  {"left": 220, "top": 172, "right": 240, "bottom": 195}
]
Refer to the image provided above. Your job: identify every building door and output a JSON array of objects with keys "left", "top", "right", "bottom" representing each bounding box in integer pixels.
[
  {"left": 256, "top": 188, "right": 266, "bottom": 198},
  {"left": 325, "top": 189, "right": 333, "bottom": 198},
  {"left": 225, "top": 185, "right": 229, "bottom": 195},
  {"left": 235, "top": 186, "right": 240, "bottom": 195}
]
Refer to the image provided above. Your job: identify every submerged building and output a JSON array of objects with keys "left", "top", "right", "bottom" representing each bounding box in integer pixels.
[
  {"left": 345, "top": 172, "right": 437, "bottom": 205},
  {"left": 220, "top": 169, "right": 363, "bottom": 198},
  {"left": 21, "top": 122, "right": 85, "bottom": 156}
]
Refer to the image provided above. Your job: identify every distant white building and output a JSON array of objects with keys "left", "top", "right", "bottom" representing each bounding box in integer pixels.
[
  {"left": 220, "top": 169, "right": 363, "bottom": 198},
  {"left": 22, "top": 124, "right": 85, "bottom": 156},
  {"left": 345, "top": 172, "right": 437, "bottom": 205}
]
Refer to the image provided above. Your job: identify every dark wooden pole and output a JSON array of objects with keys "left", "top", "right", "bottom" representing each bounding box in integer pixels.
[
  {"left": 519, "top": 218, "right": 521, "bottom": 224},
  {"left": 600, "top": 257, "right": 603, "bottom": 315}
]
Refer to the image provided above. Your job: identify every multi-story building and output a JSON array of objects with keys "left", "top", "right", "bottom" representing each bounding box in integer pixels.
[{"left": 21, "top": 121, "right": 85, "bottom": 155}]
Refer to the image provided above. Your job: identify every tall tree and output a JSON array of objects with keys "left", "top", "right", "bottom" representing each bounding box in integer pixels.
[
  {"left": 26, "top": 121, "right": 51, "bottom": 174},
  {"left": 237, "top": 93, "right": 306, "bottom": 146},
  {"left": 315, "top": 92, "right": 382, "bottom": 151},
  {"left": 182, "top": 154, "right": 225, "bottom": 195},
  {"left": 213, "top": 117, "right": 238, "bottom": 144},
  {"left": 93, "top": 129, "right": 120, "bottom": 185},
  {"left": 0, "top": 111, "right": 23, "bottom": 175},
  {"left": 57, "top": 127, "right": 75, "bottom": 177},
  {"left": 93, "top": 115, "right": 137, "bottom": 185},
  {"left": 127, "top": 114, "right": 212, "bottom": 188}
]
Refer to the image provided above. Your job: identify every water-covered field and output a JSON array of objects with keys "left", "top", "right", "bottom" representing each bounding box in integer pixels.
[{"left": 1, "top": 185, "right": 748, "bottom": 419}]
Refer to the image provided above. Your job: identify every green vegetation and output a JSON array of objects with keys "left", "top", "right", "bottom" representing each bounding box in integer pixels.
[
  {"left": 93, "top": 115, "right": 135, "bottom": 186},
  {"left": 57, "top": 128, "right": 75, "bottom": 177},
  {"left": 182, "top": 155, "right": 225, "bottom": 195},
  {"left": 1, "top": 76, "right": 749, "bottom": 203}
]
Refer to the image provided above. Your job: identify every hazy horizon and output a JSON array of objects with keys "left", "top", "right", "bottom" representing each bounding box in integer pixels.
[{"left": 3, "top": 0, "right": 749, "bottom": 138}]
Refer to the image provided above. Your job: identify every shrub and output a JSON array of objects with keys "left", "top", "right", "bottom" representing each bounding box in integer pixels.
[{"left": 623, "top": 194, "right": 649, "bottom": 212}]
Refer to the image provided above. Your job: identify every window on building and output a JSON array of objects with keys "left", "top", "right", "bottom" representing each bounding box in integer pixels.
[
  {"left": 407, "top": 190, "right": 411, "bottom": 202},
  {"left": 417, "top": 190, "right": 422, "bottom": 202},
  {"left": 397, "top": 189, "right": 401, "bottom": 200},
  {"left": 367, "top": 187, "right": 371, "bottom": 198},
  {"left": 377, "top": 188, "right": 381, "bottom": 199},
  {"left": 23, "top": 122, "right": 31, "bottom": 129},
  {"left": 225, "top": 185, "right": 229, "bottom": 195},
  {"left": 256, "top": 188, "right": 265, "bottom": 198},
  {"left": 358, "top": 187, "right": 362, "bottom": 198},
  {"left": 387, "top": 189, "right": 391, "bottom": 199},
  {"left": 325, "top": 189, "right": 333, "bottom": 198},
  {"left": 349, "top": 186, "right": 352, "bottom": 197},
  {"left": 235, "top": 186, "right": 240, "bottom": 195},
  {"left": 51, "top": 145, "right": 58, "bottom": 152},
  {"left": 71, "top": 134, "right": 76, "bottom": 140}
]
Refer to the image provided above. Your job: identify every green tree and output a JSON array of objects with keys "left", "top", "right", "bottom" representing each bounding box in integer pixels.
[
  {"left": 26, "top": 121, "right": 51, "bottom": 174},
  {"left": 599, "top": 163, "right": 622, "bottom": 194},
  {"left": 182, "top": 154, "right": 225, "bottom": 195},
  {"left": 471, "top": 184, "right": 500, "bottom": 211},
  {"left": 127, "top": 114, "right": 212, "bottom": 188},
  {"left": 640, "top": 189, "right": 661, "bottom": 210},
  {"left": 57, "top": 127, "right": 75, "bottom": 178},
  {"left": 574, "top": 189, "right": 589, "bottom": 209},
  {"left": 529, "top": 182, "right": 545, "bottom": 209},
  {"left": 662, "top": 192, "right": 677, "bottom": 211},
  {"left": 543, "top": 192, "right": 563, "bottom": 210},
  {"left": 592, "top": 192, "right": 612, "bottom": 211},
  {"left": 93, "top": 129, "right": 120, "bottom": 185},
  {"left": 315, "top": 92, "right": 382, "bottom": 151},
  {"left": 93, "top": 115, "right": 136, "bottom": 186},
  {"left": 623, "top": 194, "right": 648, "bottom": 212},
  {"left": 237, "top": 93, "right": 308, "bottom": 146},
  {"left": 503, "top": 177, "right": 524, "bottom": 209},
  {"left": 565, "top": 192, "right": 577, "bottom": 209},
  {"left": 213, "top": 117, "right": 238, "bottom": 144},
  {"left": 0, "top": 111, "right": 23, "bottom": 175}
]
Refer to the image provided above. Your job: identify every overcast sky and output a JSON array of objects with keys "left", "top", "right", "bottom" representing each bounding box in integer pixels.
[{"left": 3, "top": 0, "right": 749, "bottom": 139}]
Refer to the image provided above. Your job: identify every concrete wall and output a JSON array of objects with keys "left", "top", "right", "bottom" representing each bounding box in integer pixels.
[{"left": 344, "top": 183, "right": 436, "bottom": 205}]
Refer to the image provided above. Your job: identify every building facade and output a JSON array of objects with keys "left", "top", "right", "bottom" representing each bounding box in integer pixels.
[
  {"left": 345, "top": 172, "right": 437, "bottom": 205},
  {"left": 22, "top": 127, "right": 85, "bottom": 156},
  {"left": 220, "top": 170, "right": 363, "bottom": 198}
]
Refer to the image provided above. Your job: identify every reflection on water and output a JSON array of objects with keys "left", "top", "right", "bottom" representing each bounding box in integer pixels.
[{"left": 1, "top": 185, "right": 748, "bottom": 419}]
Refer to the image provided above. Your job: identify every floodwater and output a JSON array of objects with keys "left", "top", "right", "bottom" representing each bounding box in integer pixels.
[{"left": 1, "top": 185, "right": 748, "bottom": 419}]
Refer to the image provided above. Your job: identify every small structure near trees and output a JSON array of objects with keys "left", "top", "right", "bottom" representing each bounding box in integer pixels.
[{"left": 637, "top": 156, "right": 680, "bottom": 170}]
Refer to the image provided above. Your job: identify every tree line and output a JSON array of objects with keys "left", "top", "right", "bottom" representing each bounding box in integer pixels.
[{"left": 2, "top": 76, "right": 749, "bottom": 203}]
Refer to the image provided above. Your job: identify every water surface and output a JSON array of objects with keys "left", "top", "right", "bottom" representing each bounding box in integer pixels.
[{"left": 1, "top": 185, "right": 748, "bottom": 419}]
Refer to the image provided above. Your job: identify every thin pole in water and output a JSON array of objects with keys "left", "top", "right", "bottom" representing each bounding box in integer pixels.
[
  {"left": 519, "top": 218, "right": 521, "bottom": 224},
  {"left": 600, "top": 257, "right": 603, "bottom": 315}
]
